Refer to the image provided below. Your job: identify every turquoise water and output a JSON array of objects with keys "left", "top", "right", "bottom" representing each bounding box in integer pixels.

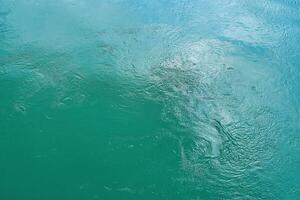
[{"left": 0, "top": 0, "right": 300, "bottom": 199}]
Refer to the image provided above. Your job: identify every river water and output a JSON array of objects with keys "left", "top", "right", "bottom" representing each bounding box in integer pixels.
[{"left": 0, "top": 0, "right": 299, "bottom": 199}]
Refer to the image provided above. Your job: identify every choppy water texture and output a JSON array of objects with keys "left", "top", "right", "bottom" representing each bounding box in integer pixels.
[{"left": 1, "top": 0, "right": 300, "bottom": 199}]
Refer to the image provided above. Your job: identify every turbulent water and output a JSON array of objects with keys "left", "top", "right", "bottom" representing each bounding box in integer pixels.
[{"left": 0, "top": 0, "right": 300, "bottom": 199}]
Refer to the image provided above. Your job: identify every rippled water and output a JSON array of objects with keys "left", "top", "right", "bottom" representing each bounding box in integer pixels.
[{"left": 0, "top": 0, "right": 300, "bottom": 199}]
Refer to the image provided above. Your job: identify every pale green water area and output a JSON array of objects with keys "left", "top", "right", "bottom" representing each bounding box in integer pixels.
[{"left": 0, "top": 0, "right": 300, "bottom": 199}]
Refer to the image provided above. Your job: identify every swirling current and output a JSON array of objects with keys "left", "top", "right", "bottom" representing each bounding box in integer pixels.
[{"left": 0, "top": 0, "right": 299, "bottom": 199}]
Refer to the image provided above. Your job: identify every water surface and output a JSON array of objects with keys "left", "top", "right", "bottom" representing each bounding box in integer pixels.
[{"left": 0, "top": 0, "right": 300, "bottom": 199}]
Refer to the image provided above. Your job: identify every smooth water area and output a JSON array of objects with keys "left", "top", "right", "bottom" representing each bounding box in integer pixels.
[{"left": 0, "top": 0, "right": 300, "bottom": 199}]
